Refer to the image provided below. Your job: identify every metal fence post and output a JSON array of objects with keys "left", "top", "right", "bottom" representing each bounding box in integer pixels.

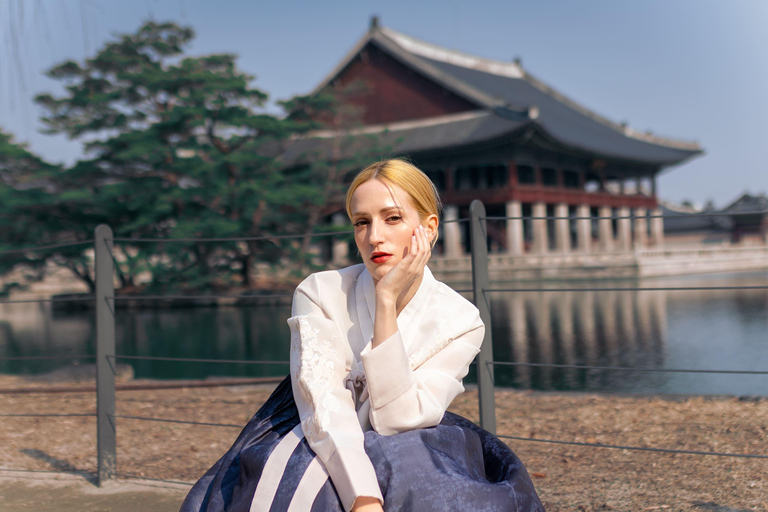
[
  {"left": 95, "top": 224, "right": 116, "bottom": 485},
  {"left": 469, "top": 200, "right": 496, "bottom": 434}
]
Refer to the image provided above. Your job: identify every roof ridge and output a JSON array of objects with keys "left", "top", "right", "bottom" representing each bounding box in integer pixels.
[
  {"left": 381, "top": 26, "right": 701, "bottom": 152},
  {"left": 520, "top": 71, "right": 702, "bottom": 151},
  {"left": 379, "top": 26, "right": 524, "bottom": 79}
]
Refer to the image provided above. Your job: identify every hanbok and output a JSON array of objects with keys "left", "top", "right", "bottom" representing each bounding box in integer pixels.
[{"left": 181, "top": 265, "right": 544, "bottom": 511}]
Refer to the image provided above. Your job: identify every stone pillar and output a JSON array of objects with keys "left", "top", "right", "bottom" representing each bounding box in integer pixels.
[
  {"left": 650, "top": 207, "right": 664, "bottom": 248},
  {"left": 617, "top": 206, "right": 631, "bottom": 252},
  {"left": 505, "top": 200, "right": 524, "bottom": 255},
  {"left": 532, "top": 202, "right": 548, "bottom": 254},
  {"left": 634, "top": 207, "right": 648, "bottom": 249},
  {"left": 554, "top": 203, "right": 570, "bottom": 253},
  {"left": 598, "top": 205, "right": 614, "bottom": 252},
  {"left": 332, "top": 212, "right": 349, "bottom": 265},
  {"left": 576, "top": 204, "right": 592, "bottom": 253},
  {"left": 443, "top": 205, "right": 462, "bottom": 257}
]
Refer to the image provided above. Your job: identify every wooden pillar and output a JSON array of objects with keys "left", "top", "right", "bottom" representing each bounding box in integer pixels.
[
  {"left": 445, "top": 165, "right": 456, "bottom": 192},
  {"left": 507, "top": 161, "right": 519, "bottom": 187}
]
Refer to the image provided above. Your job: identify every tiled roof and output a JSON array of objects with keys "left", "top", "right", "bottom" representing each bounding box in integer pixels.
[
  {"left": 721, "top": 193, "right": 768, "bottom": 214},
  {"left": 661, "top": 203, "right": 732, "bottom": 233},
  {"left": 278, "top": 110, "right": 529, "bottom": 165},
  {"left": 309, "top": 23, "right": 703, "bottom": 166}
]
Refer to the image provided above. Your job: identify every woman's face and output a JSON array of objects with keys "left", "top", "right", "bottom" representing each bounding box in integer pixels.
[{"left": 349, "top": 179, "right": 429, "bottom": 283}]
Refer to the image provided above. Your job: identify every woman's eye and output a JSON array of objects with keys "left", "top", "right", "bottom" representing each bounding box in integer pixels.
[
  {"left": 353, "top": 219, "right": 369, "bottom": 227},
  {"left": 386, "top": 215, "right": 402, "bottom": 222}
]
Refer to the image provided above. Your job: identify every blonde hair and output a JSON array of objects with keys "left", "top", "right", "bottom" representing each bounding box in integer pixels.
[{"left": 345, "top": 159, "right": 443, "bottom": 246}]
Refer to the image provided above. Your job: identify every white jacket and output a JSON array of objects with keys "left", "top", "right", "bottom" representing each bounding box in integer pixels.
[{"left": 287, "top": 264, "right": 484, "bottom": 511}]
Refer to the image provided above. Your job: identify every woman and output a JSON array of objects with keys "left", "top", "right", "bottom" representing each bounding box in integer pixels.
[{"left": 181, "top": 159, "right": 544, "bottom": 512}]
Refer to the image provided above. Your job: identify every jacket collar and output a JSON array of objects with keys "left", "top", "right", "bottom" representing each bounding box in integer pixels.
[{"left": 355, "top": 265, "right": 436, "bottom": 353}]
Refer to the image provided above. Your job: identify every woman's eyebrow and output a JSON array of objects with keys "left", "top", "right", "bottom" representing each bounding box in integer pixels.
[{"left": 351, "top": 206, "right": 403, "bottom": 217}]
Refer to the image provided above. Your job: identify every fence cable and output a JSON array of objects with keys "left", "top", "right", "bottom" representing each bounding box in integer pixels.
[
  {"left": 0, "top": 413, "right": 95, "bottom": 418},
  {"left": 110, "top": 355, "right": 289, "bottom": 365},
  {"left": 496, "top": 434, "right": 768, "bottom": 459},
  {"left": 111, "top": 293, "right": 293, "bottom": 301},
  {"left": 487, "top": 361, "right": 768, "bottom": 375},
  {"left": 0, "top": 240, "right": 94, "bottom": 256},
  {"left": 0, "top": 354, "right": 94, "bottom": 361},
  {"left": 110, "top": 230, "right": 351, "bottom": 244},
  {"left": 484, "top": 285, "right": 768, "bottom": 293},
  {"left": 0, "top": 467, "right": 94, "bottom": 476},
  {"left": 113, "top": 414, "right": 242, "bottom": 429},
  {"left": 0, "top": 296, "right": 95, "bottom": 305},
  {"left": 115, "top": 473, "right": 193, "bottom": 486}
]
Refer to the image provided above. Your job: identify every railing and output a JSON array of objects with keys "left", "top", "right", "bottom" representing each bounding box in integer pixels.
[{"left": 1, "top": 203, "right": 767, "bottom": 489}]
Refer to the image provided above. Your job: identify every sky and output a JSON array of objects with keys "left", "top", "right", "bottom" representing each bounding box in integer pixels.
[{"left": 1, "top": 0, "right": 767, "bottom": 208}]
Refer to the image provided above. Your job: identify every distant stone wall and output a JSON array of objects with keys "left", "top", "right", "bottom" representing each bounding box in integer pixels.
[{"left": 430, "top": 243, "right": 768, "bottom": 283}]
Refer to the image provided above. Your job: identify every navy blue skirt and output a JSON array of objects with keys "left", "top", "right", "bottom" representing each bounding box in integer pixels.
[{"left": 180, "top": 376, "right": 544, "bottom": 511}]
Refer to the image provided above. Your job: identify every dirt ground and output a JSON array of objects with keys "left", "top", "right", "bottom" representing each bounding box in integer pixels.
[
  {"left": 0, "top": 472, "right": 187, "bottom": 512},
  {"left": 1, "top": 373, "right": 766, "bottom": 512}
]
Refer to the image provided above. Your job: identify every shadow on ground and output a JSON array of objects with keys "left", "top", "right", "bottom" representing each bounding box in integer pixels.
[{"left": 693, "top": 502, "right": 753, "bottom": 512}]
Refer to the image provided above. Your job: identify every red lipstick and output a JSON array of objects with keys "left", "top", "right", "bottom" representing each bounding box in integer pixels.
[{"left": 371, "top": 252, "right": 392, "bottom": 264}]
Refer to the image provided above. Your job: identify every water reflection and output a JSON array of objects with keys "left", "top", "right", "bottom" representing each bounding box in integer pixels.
[
  {"left": 0, "top": 305, "right": 292, "bottom": 380},
  {"left": 487, "top": 272, "right": 768, "bottom": 395},
  {"left": 1, "top": 272, "right": 767, "bottom": 395},
  {"left": 489, "top": 287, "right": 671, "bottom": 392}
]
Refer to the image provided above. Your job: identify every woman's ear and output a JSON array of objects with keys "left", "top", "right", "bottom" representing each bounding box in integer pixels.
[{"left": 425, "top": 214, "right": 439, "bottom": 246}]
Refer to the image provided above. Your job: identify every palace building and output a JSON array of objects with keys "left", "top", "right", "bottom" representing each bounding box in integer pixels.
[{"left": 285, "top": 18, "right": 703, "bottom": 260}]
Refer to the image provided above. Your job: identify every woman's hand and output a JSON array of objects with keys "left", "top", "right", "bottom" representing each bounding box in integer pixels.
[
  {"left": 351, "top": 496, "right": 384, "bottom": 512},
  {"left": 375, "top": 224, "right": 431, "bottom": 303},
  {"left": 371, "top": 224, "right": 431, "bottom": 348}
]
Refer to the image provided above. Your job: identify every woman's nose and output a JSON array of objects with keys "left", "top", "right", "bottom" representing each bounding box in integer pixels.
[{"left": 368, "top": 221, "right": 384, "bottom": 244}]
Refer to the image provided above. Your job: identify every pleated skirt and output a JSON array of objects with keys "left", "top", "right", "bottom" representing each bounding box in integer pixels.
[{"left": 180, "top": 376, "right": 544, "bottom": 512}]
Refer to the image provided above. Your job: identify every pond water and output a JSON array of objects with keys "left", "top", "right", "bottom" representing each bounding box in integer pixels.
[{"left": 2, "top": 272, "right": 767, "bottom": 396}]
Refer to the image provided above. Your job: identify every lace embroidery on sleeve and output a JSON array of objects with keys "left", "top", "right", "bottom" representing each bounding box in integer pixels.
[
  {"left": 408, "top": 314, "right": 455, "bottom": 370},
  {"left": 291, "top": 315, "right": 341, "bottom": 440}
]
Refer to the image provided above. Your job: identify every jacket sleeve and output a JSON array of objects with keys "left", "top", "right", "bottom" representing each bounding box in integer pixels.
[
  {"left": 288, "top": 275, "right": 383, "bottom": 511},
  {"left": 360, "top": 309, "right": 484, "bottom": 435}
]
